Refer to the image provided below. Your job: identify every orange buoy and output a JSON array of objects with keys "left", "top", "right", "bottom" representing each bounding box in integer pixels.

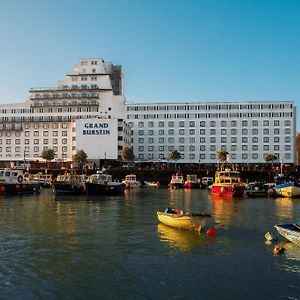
[{"left": 206, "top": 228, "right": 217, "bottom": 236}]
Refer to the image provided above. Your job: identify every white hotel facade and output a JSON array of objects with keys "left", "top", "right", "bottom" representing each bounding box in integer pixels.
[{"left": 0, "top": 58, "right": 296, "bottom": 165}]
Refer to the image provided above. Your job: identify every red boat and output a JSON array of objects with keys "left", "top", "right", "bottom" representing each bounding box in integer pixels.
[
  {"left": 210, "top": 168, "right": 245, "bottom": 197},
  {"left": 184, "top": 174, "right": 201, "bottom": 188}
]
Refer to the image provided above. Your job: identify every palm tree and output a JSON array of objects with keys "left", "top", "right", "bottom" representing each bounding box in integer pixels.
[
  {"left": 168, "top": 149, "right": 182, "bottom": 170},
  {"left": 264, "top": 153, "right": 278, "bottom": 169}
]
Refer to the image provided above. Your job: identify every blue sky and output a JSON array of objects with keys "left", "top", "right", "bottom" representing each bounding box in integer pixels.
[{"left": 0, "top": 0, "right": 299, "bottom": 126}]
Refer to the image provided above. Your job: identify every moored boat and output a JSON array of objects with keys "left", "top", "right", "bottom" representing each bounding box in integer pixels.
[
  {"left": 157, "top": 209, "right": 211, "bottom": 232},
  {"left": 184, "top": 174, "right": 201, "bottom": 189},
  {"left": 274, "top": 224, "right": 300, "bottom": 245},
  {"left": 201, "top": 177, "right": 214, "bottom": 188},
  {"left": 53, "top": 174, "right": 86, "bottom": 195},
  {"left": 168, "top": 173, "right": 184, "bottom": 189},
  {"left": 0, "top": 168, "right": 42, "bottom": 194},
  {"left": 86, "top": 173, "right": 125, "bottom": 195},
  {"left": 122, "top": 174, "right": 141, "bottom": 188},
  {"left": 274, "top": 182, "right": 300, "bottom": 198},
  {"left": 210, "top": 168, "right": 245, "bottom": 197},
  {"left": 245, "top": 182, "right": 268, "bottom": 197},
  {"left": 144, "top": 181, "right": 160, "bottom": 187}
]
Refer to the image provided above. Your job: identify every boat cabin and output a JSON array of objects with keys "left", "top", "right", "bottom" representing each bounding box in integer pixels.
[
  {"left": 89, "top": 173, "right": 112, "bottom": 184},
  {"left": 0, "top": 169, "right": 26, "bottom": 184},
  {"left": 214, "top": 169, "right": 242, "bottom": 185}
]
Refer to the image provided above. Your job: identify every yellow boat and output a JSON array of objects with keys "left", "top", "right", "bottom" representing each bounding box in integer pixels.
[{"left": 157, "top": 210, "right": 211, "bottom": 232}]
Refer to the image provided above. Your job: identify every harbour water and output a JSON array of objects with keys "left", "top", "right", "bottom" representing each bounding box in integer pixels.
[{"left": 1, "top": 188, "right": 300, "bottom": 299}]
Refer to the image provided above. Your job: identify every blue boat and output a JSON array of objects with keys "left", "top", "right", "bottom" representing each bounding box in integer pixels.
[{"left": 274, "top": 182, "right": 300, "bottom": 198}]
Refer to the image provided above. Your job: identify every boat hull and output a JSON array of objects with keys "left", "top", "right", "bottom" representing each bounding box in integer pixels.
[
  {"left": 53, "top": 183, "right": 86, "bottom": 195},
  {"left": 0, "top": 183, "right": 41, "bottom": 194},
  {"left": 184, "top": 182, "right": 201, "bottom": 189},
  {"left": 275, "top": 224, "right": 300, "bottom": 245},
  {"left": 211, "top": 184, "right": 245, "bottom": 197},
  {"left": 275, "top": 183, "right": 300, "bottom": 198},
  {"left": 157, "top": 211, "right": 210, "bottom": 232},
  {"left": 85, "top": 182, "right": 125, "bottom": 195}
]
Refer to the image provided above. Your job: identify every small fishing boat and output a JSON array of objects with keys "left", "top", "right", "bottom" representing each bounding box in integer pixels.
[
  {"left": 157, "top": 208, "right": 211, "bottom": 232},
  {"left": 201, "top": 177, "right": 214, "bottom": 188},
  {"left": 53, "top": 174, "right": 86, "bottom": 195},
  {"left": 0, "top": 168, "right": 41, "bottom": 194},
  {"left": 122, "top": 174, "right": 141, "bottom": 188},
  {"left": 245, "top": 182, "right": 268, "bottom": 197},
  {"left": 86, "top": 173, "right": 125, "bottom": 195},
  {"left": 168, "top": 173, "right": 184, "bottom": 189},
  {"left": 211, "top": 168, "right": 245, "bottom": 197},
  {"left": 274, "top": 224, "right": 300, "bottom": 245},
  {"left": 274, "top": 182, "right": 300, "bottom": 198},
  {"left": 184, "top": 174, "right": 201, "bottom": 189},
  {"left": 144, "top": 181, "right": 160, "bottom": 187}
]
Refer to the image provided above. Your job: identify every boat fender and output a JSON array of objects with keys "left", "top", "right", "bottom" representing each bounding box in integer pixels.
[
  {"left": 17, "top": 175, "right": 23, "bottom": 183},
  {"left": 221, "top": 187, "right": 226, "bottom": 193}
]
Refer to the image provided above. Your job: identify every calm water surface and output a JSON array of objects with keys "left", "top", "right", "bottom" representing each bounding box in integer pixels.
[{"left": 0, "top": 188, "right": 300, "bottom": 299}]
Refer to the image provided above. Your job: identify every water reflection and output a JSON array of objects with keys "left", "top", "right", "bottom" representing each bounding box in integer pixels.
[{"left": 274, "top": 198, "right": 294, "bottom": 222}]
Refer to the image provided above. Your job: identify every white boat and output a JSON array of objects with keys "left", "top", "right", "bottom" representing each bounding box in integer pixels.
[
  {"left": 274, "top": 182, "right": 300, "bottom": 198},
  {"left": 168, "top": 173, "right": 184, "bottom": 189},
  {"left": 122, "top": 174, "right": 141, "bottom": 188},
  {"left": 274, "top": 224, "right": 300, "bottom": 245},
  {"left": 30, "top": 173, "right": 53, "bottom": 187}
]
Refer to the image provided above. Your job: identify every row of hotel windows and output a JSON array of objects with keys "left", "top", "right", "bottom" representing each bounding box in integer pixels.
[
  {"left": 133, "top": 120, "right": 292, "bottom": 128},
  {"left": 0, "top": 146, "right": 68, "bottom": 153},
  {"left": 137, "top": 144, "right": 292, "bottom": 152},
  {"left": 127, "top": 112, "right": 293, "bottom": 119},
  {"left": 0, "top": 139, "right": 68, "bottom": 145},
  {"left": 0, "top": 123, "right": 68, "bottom": 132},
  {"left": 136, "top": 153, "right": 292, "bottom": 160},
  {"left": 127, "top": 103, "right": 293, "bottom": 111}
]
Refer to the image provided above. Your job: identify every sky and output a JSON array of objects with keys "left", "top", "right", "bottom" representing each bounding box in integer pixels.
[{"left": 0, "top": 0, "right": 299, "bottom": 126}]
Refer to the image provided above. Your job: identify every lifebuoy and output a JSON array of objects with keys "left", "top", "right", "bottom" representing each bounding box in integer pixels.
[{"left": 17, "top": 175, "right": 23, "bottom": 183}]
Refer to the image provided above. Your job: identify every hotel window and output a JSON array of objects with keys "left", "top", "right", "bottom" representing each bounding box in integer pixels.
[
  {"left": 252, "top": 129, "right": 258, "bottom": 135},
  {"left": 6, "top": 132, "right": 11, "bottom": 137},
  {"left": 159, "top": 121, "right": 164, "bottom": 127},
  {"left": 148, "top": 153, "right": 153, "bottom": 159},
  {"left": 53, "top": 139, "right": 58, "bottom": 144},
  {"left": 242, "top": 145, "right": 248, "bottom": 151},
  {"left": 179, "top": 145, "right": 184, "bottom": 151},
  {"left": 210, "top": 137, "right": 216, "bottom": 143},
  {"left": 6, "top": 147, "right": 11, "bottom": 152},
  {"left": 168, "top": 129, "right": 174, "bottom": 135},
  {"left": 263, "top": 137, "right": 269, "bottom": 142},
  {"left": 62, "top": 131, "right": 68, "bottom": 136},
  {"left": 189, "top": 154, "right": 195, "bottom": 159},
  {"left": 159, "top": 146, "right": 164, "bottom": 151},
  {"left": 200, "top": 154, "right": 205, "bottom": 159},
  {"left": 231, "top": 121, "right": 237, "bottom": 127},
  {"left": 24, "top": 124, "right": 30, "bottom": 129},
  {"left": 15, "top": 147, "right": 20, "bottom": 152},
  {"left": 159, "top": 138, "right": 164, "bottom": 143},
  {"left": 43, "top": 139, "right": 48, "bottom": 145},
  {"left": 285, "top": 128, "right": 291, "bottom": 134},
  {"left": 242, "top": 120, "right": 248, "bottom": 126},
  {"left": 189, "top": 145, "right": 195, "bottom": 152},
  {"left": 210, "top": 121, "right": 216, "bottom": 127},
  {"left": 34, "top": 131, "right": 39, "bottom": 137},
  {"left": 252, "top": 153, "right": 258, "bottom": 159},
  {"left": 200, "top": 121, "right": 206, "bottom": 127},
  {"left": 179, "top": 121, "right": 185, "bottom": 127},
  {"left": 263, "top": 129, "right": 269, "bottom": 134},
  {"left": 274, "top": 128, "right": 280, "bottom": 134},
  {"left": 159, "top": 130, "right": 164, "bottom": 135},
  {"left": 284, "top": 120, "right": 291, "bottom": 126},
  {"left": 179, "top": 129, "right": 185, "bottom": 135},
  {"left": 159, "top": 154, "right": 165, "bottom": 159},
  {"left": 274, "top": 145, "right": 279, "bottom": 151},
  {"left": 190, "top": 137, "right": 195, "bottom": 143},
  {"left": 231, "top": 153, "right": 236, "bottom": 159},
  {"left": 43, "top": 123, "right": 49, "bottom": 129},
  {"left": 25, "top": 139, "right": 30, "bottom": 144},
  {"left": 263, "top": 120, "right": 269, "bottom": 126},
  {"left": 274, "top": 120, "right": 280, "bottom": 126},
  {"left": 189, "top": 121, "right": 195, "bottom": 127},
  {"left": 200, "top": 137, "right": 205, "bottom": 143},
  {"left": 179, "top": 137, "right": 185, "bottom": 143},
  {"left": 138, "top": 146, "right": 144, "bottom": 151},
  {"left": 62, "top": 123, "right": 67, "bottom": 128},
  {"left": 168, "top": 121, "right": 174, "bottom": 127},
  {"left": 53, "top": 146, "right": 58, "bottom": 152},
  {"left": 242, "top": 137, "right": 248, "bottom": 143},
  {"left": 231, "top": 145, "right": 237, "bottom": 151},
  {"left": 62, "top": 139, "right": 67, "bottom": 144},
  {"left": 148, "top": 138, "right": 154, "bottom": 143},
  {"left": 168, "top": 137, "right": 174, "bottom": 143},
  {"left": 138, "top": 154, "right": 144, "bottom": 160},
  {"left": 242, "top": 153, "right": 248, "bottom": 159},
  {"left": 221, "top": 121, "right": 227, "bottom": 127},
  {"left": 200, "top": 145, "right": 205, "bottom": 151},
  {"left": 210, "top": 154, "right": 216, "bottom": 159},
  {"left": 53, "top": 123, "right": 58, "bottom": 129},
  {"left": 253, "top": 145, "right": 258, "bottom": 151},
  {"left": 148, "top": 130, "right": 154, "bottom": 136},
  {"left": 210, "top": 145, "right": 216, "bottom": 151},
  {"left": 200, "top": 129, "right": 206, "bottom": 135},
  {"left": 285, "top": 137, "right": 291, "bottom": 143},
  {"left": 34, "top": 139, "right": 39, "bottom": 144},
  {"left": 25, "top": 131, "right": 30, "bottom": 137},
  {"left": 138, "top": 138, "right": 144, "bottom": 143},
  {"left": 285, "top": 145, "right": 291, "bottom": 150},
  {"left": 24, "top": 146, "right": 29, "bottom": 152},
  {"left": 221, "top": 129, "right": 227, "bottom": 135},
  {"left": 6, "top": 139, "right": 11, "bottom": 144},
  {"left": 253, "top": 137, "right": 258, "bottom": 143},
  {"left": 34, "top": 146, "right": 39, "bottom": 152},
  {"left": 252, "top": 120, "right": 258, "bottom": 126},
  {"left": 264, "top": 145, "right": 269, "bottom": 151},
  {"left": 285, "top": 153, "right": 291, "bottom": 159},
  {"left": 15, "top": 132, "right": 21, "bottom": 137},
  {"left": 43, "top": 131, "right": 49, "bottom": 137},
  {"left": 62, "top": 146, "right": 67, "bottom": 152},
  {"left": 189, "top": 129, "right": 195, "bottom": 135},
  {"left": 231, "top": 129, "right": 237, "bottom": 135},
  {"left": 34, "top": 124, "right": 39, "bottom": 129},
  {"left": 231, "top": 137, "right": 237, "bottom": 143},
  {"left": 221, "top": 137, "right": 226, "bottom": 143},
  {"left": 210, "top": 129, "right": 216, "bottom": 135},
  {"left": 138, "top": 122, "right": 144, "bottom": 128},
  {"left": 148, "top": 146, "right": 153, "bottom": 151},
  {"left": 168, "top": 146, "right": 174, "bottom": 151},
  {"left": 274, "top": 137, "right": 280, "bottom": 143},
  {"left": 138, "top": 130, "right": 144, "bottom": 136},
  {"left": 15, "top": 139, "right": 20, "bottom": 145}
]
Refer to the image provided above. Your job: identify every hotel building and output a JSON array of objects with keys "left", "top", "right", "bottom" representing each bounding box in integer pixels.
[{"left": 0, "top": 58, "right": 296, "bottom": 165}]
